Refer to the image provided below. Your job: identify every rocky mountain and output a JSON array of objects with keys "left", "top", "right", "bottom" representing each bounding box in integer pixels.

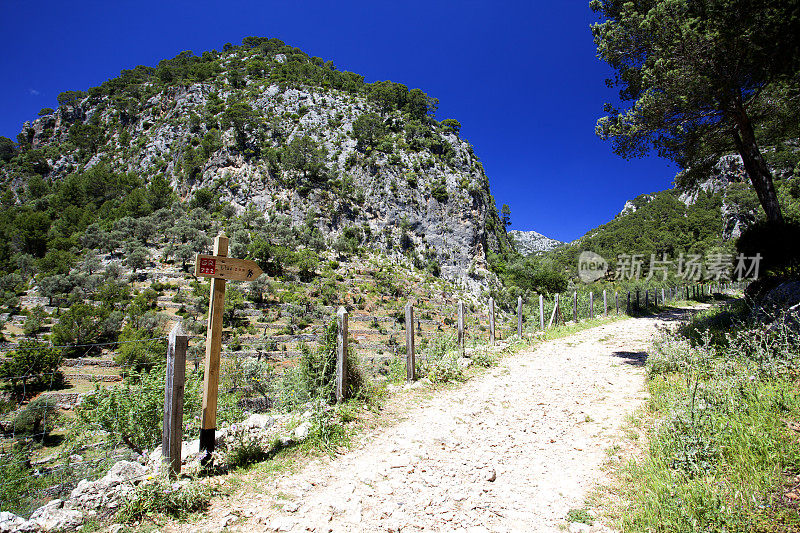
[
  {"left": 508, "top": 230, "right": 563, "bottom": 255},
  {"left": 0, "top": 37, "right": 513, "bottom": 283}
]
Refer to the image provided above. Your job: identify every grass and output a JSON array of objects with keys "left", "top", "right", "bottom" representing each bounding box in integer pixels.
[{"left": 599, "top": 299, "right": 800, "bottom": 532}]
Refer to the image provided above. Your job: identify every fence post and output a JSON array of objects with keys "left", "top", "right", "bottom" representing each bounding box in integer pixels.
[
  {"left": 615, "top": 291, "right": 619, "bottom": 315},
  {"left": 517, "top": 296, "right": 523, "bottom": 338},
  {"left": 163, "top": 323, "right": 188, "bottom": 478},
  {"left": 627, "top": 291, "right": 631, "bottom": 314},
  {"left": 589, "top": 292, "right": 594, "bottom": 319},
  {"left": 603, "top": 290, "right": 608, "bottom": 317},
  {"left": 458, "top": 300, "right": 465, "bottom": 353},
  {"left": 645, "top": 289, "right": 649, "bottom": 308},
  {"left": 573, "top": 291, "right": 578, "bottom": 322},
  {"left": 661, "top": 288, "right": 665, "bottom": 306},
  {"left": 488, "top": 297, "right": 495, "bottom": 345},
  {"left": 548, "top": 293, "right": 560, "bottom": 328},
  {"left": 336, "top": 306, "right": 349, "bottom": 402},
  {"left": 405, "top": 303, "right": 415, "bottom": 382},
  {"left": 539, "top": 295, "right": 544, "bottom": 330}
]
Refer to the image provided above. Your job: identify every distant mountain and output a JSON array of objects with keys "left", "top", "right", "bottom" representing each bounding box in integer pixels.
[
  {"left": 544, "top": 150, "right": 800, "bottom": 277},
  {"left": 508, "top": 230, "right": 563, "bottom": 255}
]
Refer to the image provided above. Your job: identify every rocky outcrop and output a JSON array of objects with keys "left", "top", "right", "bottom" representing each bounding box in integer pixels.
[
  {"left": 508, "top": 230, "right": 563, "bottom": 255},
  {"left": 5, "top": 58, "right": 511, "bottom": 283}
]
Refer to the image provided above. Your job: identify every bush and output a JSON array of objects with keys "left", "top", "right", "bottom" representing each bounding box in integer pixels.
[
  {"left": 116, "top": 475, "right": 211, "bottom": 522},
  {"left": 277, "top": 320, "right": 367, "bottom": 410},
  {"left": 10, "top": 396, "right": 59, "bottom": 438},
  {"left": 416, "top": 335, "right": 464, "bottom": 383},
  {"left": 75, "top": 367, "right": 202, "bottom": 454},
  {"left": 0, "top": 340, "right": 63, "bottom": 397}
]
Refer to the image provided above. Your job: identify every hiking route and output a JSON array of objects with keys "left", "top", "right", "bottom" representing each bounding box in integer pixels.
[{"left": 167, "top": 311, "right": 686, "bottom": 533}]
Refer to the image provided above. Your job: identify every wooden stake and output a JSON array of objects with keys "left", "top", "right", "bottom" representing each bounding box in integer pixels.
[
  {"left": 589, "top": 292, "right": 594, "bottom": 319},
  {"left": 200, "top": 234, "right": 228, "bottom": 461},
  {"left": 405, "top": 303, "right": 415, "bottom": 382},
  {"left": 615, "top": 292, "right": 619, "bottom": 315},
  {"left": 336, "top": 307, "right": 349, "bottom": 402},
  {"left": 517, "top": 296, "right": 523, "bottom": 338},
  {"left": 539, "top": 295, "right": 544, "bottom": 330},
  {"left": 163, "top": 322, "right": 188, "bottom": 478},
  {"left": 573, "top": 291, "right": 578, "bottom": 322},
  {"left": 457, "top": 300, "right": 465, "bottom": 353},
  {"left": 488, "top": 297, "right": 495, "bottom": 345},
  {"left": 603, "top": 290, "right": 608, "bottom": 316}
]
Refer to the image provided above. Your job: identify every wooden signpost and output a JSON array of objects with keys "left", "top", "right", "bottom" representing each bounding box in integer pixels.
[{"left": 194, "top": 234, "right": 264, "bottom": 462}]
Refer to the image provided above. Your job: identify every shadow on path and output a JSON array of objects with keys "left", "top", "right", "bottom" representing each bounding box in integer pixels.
[{"left": 610, "top": 350, "right": 648, "bottom": 367}]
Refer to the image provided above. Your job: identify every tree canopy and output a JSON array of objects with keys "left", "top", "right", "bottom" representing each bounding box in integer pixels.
[{"left": 591, "top": 0, "right": 800, "bottom": 222}]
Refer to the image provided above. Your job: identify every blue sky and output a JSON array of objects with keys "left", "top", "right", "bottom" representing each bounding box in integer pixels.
[{"left": 0, "top": 0, "right": 677, "bottom": 242}]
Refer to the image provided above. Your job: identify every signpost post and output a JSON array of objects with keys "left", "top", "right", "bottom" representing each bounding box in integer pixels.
[{"left": 194, "top": 234, "right": 263, "bottom": 463}]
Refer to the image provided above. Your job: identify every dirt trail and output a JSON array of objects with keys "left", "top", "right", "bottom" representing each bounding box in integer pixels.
[{"left": 171, "top": 310, "right": 689, "bottom": 533}]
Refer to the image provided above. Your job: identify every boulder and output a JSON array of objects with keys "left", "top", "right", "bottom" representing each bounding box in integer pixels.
[
  {"left": 293, "top": 421, "right": 312, "bottom": 441},
  {"left": 0, "top": 511, "right": 36, "bottom": 533},
  {"left": 29, "top": 500, "right": 82, "bottom": 532}
]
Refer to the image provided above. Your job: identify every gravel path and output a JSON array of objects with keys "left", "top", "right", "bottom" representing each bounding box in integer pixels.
[{"left": 171, "top": 311, "right": 686, "bottom": 533}]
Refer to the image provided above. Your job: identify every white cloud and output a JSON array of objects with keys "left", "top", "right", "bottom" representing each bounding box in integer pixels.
[{"left": 28, "top": 88, "right": 40, "bottom": 95}]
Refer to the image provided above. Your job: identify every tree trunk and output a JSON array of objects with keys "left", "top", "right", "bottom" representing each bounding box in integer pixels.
[{"left": 731, "top": 98, "right": 783, "bottom": 222}]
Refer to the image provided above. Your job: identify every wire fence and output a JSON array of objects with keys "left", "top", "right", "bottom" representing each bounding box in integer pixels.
[{"left": 0, "top": 279, "right": 744, "bottom": 518}]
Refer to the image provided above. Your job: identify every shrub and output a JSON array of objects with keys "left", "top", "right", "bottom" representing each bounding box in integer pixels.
[
  {"left": 75, "top": 367, "right": 202, "bottom": 454},
  {"left": 10, "top": 396, "right": 59, "bottom": 438},
  {"left": 116, "top": 475, "right": 211, "bottom": 522}
]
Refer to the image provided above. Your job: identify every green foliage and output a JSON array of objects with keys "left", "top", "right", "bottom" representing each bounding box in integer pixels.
[
  {"left": 352, "top": 113, "right": 385, "bottom": 150},
  {"left": 278, "top": 320, "right": 366, "bottom": 410},
  {"left": 114, "top": 325, "right": 167, "bottom": 370},
  {"left": 75, "top": 367, "right": 202, "bottom": 454},
  {"left": 415, "top": 335, "right": 464, "bottom": 383},
  {"left": 503, "top": 256, "right": 568, "bottom": 296},
  {"left": 592, "top": 0, "right": 800, "bottom": 221},
  {"left": 615, "top": 305, "right": 800, "bottom": 532},
  {"left": 439, "top": 118, "right": 462, "bottom": 135},
  {"left": 51, "top": 303, "right": 111, "bottom": 355},
  {"left": 0, "top": 340, "right": 63, "bottom": 396},
  {"left": 546, "top": 189, "right": 725, "bottom": 279},
  {"left": 0, "top": 136, "right": 15, "bottom": 162},
  {"left": 283, "top": 135, "right": 327, "bottom": 179},
  {"left": 430, "top": 179, "right": 449, "bottom": 203},
  {"left": 116, "top": 475, "right": 211, "bottom": 522},
  {"left": 10, "top": 396, "right": 59, "bottom": 438}
]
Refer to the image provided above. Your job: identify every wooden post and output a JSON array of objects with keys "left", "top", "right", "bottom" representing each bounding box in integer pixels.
[
  {"left": 573, "top": 291, "right": 578, "bottom": 322},
  {"left": 488, "top": 297, "right": 495, "bottom": 345},
  {"left": 548, "top": 293, "right": 560, "bottom": 329},
  {"left": 539, "top": 295, "right": 544, "bottom": 330},
  {"left": 457, "top": 300, "right": 465, "bottom": 353},
  {"left": 645, "top": 289, "right": 649, "bottom": 308},
  {"left": 627, "top": 291, "right": 631, "bottom": 314},
  {"left": 200, "top": 233, "right": 228, "bottom": 461},
  {"left": 163, "top": 323, "right": 188, "bottom": 478},
  {"left": 603, "top": 290, "right": 608, "bottom": 316},
  {"left": 636, "top": 289, "right": 640, "bottom": 310},
  {"left": 405, "top": 303, "right": 415, "bottom": 382},
  {"left": 517, "top": 296, "right": 523, "bottom": 338},
  {"left": 615, "top": 291, "right": 619, "bottom": 315},
  {"left": 336, "top": 307, "right": 349, "bottom": 402},
  {"left": 589, "top": 292, "right": 594, "bottom": 319},
  {"left": 661, "top": 288, "right": 665, "bottom": 306}
]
